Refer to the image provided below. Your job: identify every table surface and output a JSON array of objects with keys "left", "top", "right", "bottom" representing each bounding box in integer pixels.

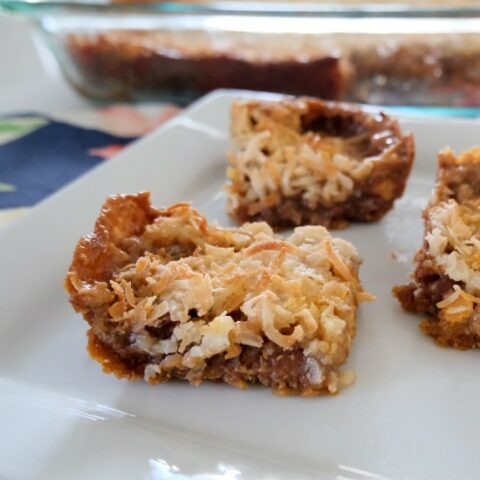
[
  {"left": 0, "top": 15, "right": 177, "bottom": 228},
  {"left": 0, "top": 16, "right": 82, "bottom": 225}
]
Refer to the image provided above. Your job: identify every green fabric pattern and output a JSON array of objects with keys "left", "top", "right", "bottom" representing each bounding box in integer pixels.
[
  {"left": 0, "top": 117, "right": 47, "bottom": 145},
  {"left": 0, "top": 182, "right": 16, "bottom": 192}
]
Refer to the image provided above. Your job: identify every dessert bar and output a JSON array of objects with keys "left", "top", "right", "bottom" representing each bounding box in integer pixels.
[
  {"left": 227, "top": 98, "right": 414, "bottom": 228},
  {"left": 65, "top": 192, "right": 373, "bottom": 395}
]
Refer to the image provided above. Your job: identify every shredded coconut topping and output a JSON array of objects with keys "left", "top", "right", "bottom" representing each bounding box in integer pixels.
[
  {"left": 422, "top": 148, "right": 480, "bottom": 325},
  {"left": 427, "top": 199, "right": 480, "bottom": 296},
  {"left": 227, "top": 99, "right": 379, "bottom": 216},
  {"left": 72, "top": 203, "right": 372, "bottom": 386}
]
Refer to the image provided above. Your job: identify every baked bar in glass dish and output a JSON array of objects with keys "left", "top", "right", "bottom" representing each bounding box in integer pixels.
[
  {"left": 393, "top": 147, "right": 480, "bottom": 349},
  {"left": 66, "top": 29, "right": 480, "bottom": 106},
  {"left": 227, "top": 98, "right": 415, "bottom": 229},
  {"left": 66, "top": 31, "right": 348, "bottom": 101},
  {"left": 65, "top": 192, "right": 373, "bottom": 395}
]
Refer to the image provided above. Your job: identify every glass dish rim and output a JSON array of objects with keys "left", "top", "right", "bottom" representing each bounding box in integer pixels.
[{"left": 3, "top": 0, "right": 480, "bottom": 17}]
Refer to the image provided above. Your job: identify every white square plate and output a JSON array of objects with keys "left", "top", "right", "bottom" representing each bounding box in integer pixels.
[{"left": 1, "top": 90, "right": 479, "bottom": 480}]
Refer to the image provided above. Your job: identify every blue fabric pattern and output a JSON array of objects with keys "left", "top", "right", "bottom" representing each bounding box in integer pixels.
[{"left": 0, "top": 116, "right": 135, "bottom": 208}]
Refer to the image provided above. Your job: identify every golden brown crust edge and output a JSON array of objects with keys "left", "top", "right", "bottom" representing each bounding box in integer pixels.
[
  {"left": 87, "top": 329, "right": 144, "bottom": 380},
  {"left": 65, "top": 191, "right": 158, "bottom": 289},
  {"left": 66, "top": 194, "right": 159, "bottom": 380}
]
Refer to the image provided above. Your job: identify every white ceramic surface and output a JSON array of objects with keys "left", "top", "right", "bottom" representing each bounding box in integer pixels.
[{"left": 1, "top": 90, "right": 479, "bottom": 480}]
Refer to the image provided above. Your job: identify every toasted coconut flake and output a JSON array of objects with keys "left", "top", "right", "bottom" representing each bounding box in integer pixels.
[
  {"left": 428, "top": 200, "right": 480, "bottom": 295},
  {"left": 436, "top": 288, "right": 461, "bottom": 309},
  {"left": 437, "top": 285, "right": 480, "bottom": 309},
  {"left": 144, "top": 364, "right": 161, "bottom": 382},
  {"left": 296, "top": 309, "right": 318, "bottom": 336},
  {"left": 234, "top": 324, "right": 264, "bottom": 348},
  {"left": 324, "top": 239, "right": 354, "bottom": 282},
  {"left": 305, "top": 357, "right": 325, "bottom": 385},
  {"left": 339, "top": 370, "right": 356, "bottom": 388},
  {"left": 182, "top": 314, "right": 235, "bottom": 368},
  {"left": 356, "top": 291, "right": 376, "bottom": 303},
  {"left": 245, "top": 240, "right": 299, "bottom": 256},
  {"left": 225, "top": 343, "right": 242, "bottom": 360},
  {"left": 304, "top": 339, "right": 329, "bottom": 357}
]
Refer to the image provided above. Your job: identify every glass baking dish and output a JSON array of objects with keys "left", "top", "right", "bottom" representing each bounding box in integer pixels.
[{"left": 3, "top": 0, "right": 480, "bottom": 106}]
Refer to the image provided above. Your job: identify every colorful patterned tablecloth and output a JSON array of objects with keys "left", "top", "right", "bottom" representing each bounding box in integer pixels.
[{"left": 0, "top": 104, "right": 179, "bottom": 228}]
